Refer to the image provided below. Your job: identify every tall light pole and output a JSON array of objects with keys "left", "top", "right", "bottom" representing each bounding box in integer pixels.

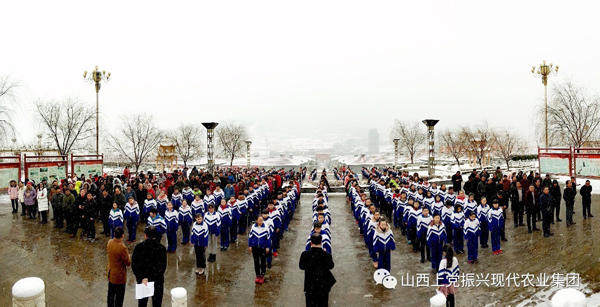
[
  {"left": 393, "top": 138, "right": 399, "bottom": 168},
  {"left": 202, "top": 122, "right": 219, "bottom": 174},
  {"left": 422, "top": 119, "right": 439, "bottom": 177},
  {"left": 532, "top": 60, "right": 559, "bottom": 148},
  {"left": 83, "top": 65, "right": 111, "bottom": 155},
  {"left": 246, "top": 141, "right": 252, "bottom": 168}
]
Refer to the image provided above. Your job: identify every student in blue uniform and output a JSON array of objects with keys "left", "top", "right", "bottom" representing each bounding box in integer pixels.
[
  {"left": 441, "top": 200, "right": 454, "bottom": 244},
  {"left": 366, "top": 210, "right": 381, "bottom": 265},
  {"left": 217, "top": 199, "right": 232, "bottom": 251},
  {"left": 203, "top": 190, "right": 216, "bottom": 209},
  {"left": 416, "top": 207, "right": 432, "bottom": 263},
  {"left": 393, "top": 193, "right": 407, "bottom": 231},
  {"left": 147, "top": 208, "right": 167, "bottom": 244},
  {"left": 171, "top": 188, "right": 183, "bottom": 211},
  {"left": 373, "top": 218, "right": 395, "bottom": 272},
  {"left": 123, "top": 197, "right": 140, "bottom": 242},
  {"left": 156, "top": 191, "right": 168, "bottom": 218},
  {"left": 305, "top": 223, "right": 332, "bottom": 254},
  {"left": 268, "top": 199, "right": 282, "bottom": 258},
  {"left": 261, "top": 209, "right": 275, "bottom": 268},
  {"left": 143, "top": 193, "right": 157, "bottom": 225},
  {"left": 237, "top": 194, "right": 249, "bottom": 235},
  {"left": 432, "top": 194, "right": 444, "bottom": 217},
  {"left": 191, "top": 195, "right": 205, "bottom": 217},
  {"left": 427, "top": 213, "right": 447, "bottom": 273},
  {"left": 477, "top": 197, "right": 490, "bottom": 249},
  {"left": 213, "top": 186, "right": 225, "bottom": 207},
  {"left": 164, "top": 202, "right": 179, "bottom": 253},
  {"left": 228, "top": 197, "right": 240, "bottom": 244},
  {"left": 179, "top": 200, "right": 193, "bottom": 245},
  {"left": 452, "top": 205, "right": 465, "bottom": 254},
  {"left": 181, "top": 184, "right": 194, "bottom": 208},
  {"left": 464, "top": 193, "right": 477, "bottom": 219},
  {"left": 405, "top": 199, "right": 421, "bottom": 250},
  {"left": 249, "top": 214, "right": 271, "bottom": 284},
  {"left": 488, "top": 199, "right": 504, "bottom": 255},
  {"left": 204, "top": 204, "right": 221, "bottom": 262},
  {"left": 422, "top": 191, "right": 434, "bottom": 213},
  {"left": 463, "top": 211, "right": 481, "bottom": 264},
  {"left": 191, "top": 213, "right": 208, "bottom": 275},
  {"left": 108, "top": 202, "right": 124, "bottom": 239}
]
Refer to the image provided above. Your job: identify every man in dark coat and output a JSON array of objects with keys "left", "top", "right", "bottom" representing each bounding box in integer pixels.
[
  {"left": 299, "top": 233, "right": 336, "bottom": 307},
  {"left": 524, "top": 185, "right": 539, "bottom": 233},
  {"left": 83, "top": 192, "right": 98, "bottom": 242},
  {"left": 510, "top": 181, "right": 525, "bottom": 228},
  {"left": 580, "top": 180, "right": 593, "bottom": 219},
  {"left": 564, "top": 180, "right": 576, "bottom": 227},
  {"left": 100, "top": 189, "right": 114, "bottom": 236},
  {"left": 539, "top": 187, "right": 554, "bottom": 237},
  {"left": 132, "top": 227, "right": 167, "bottom": 307},
  {"left": 549, "top": 180, "right": 562, "bottom": 223},
  {"left": 451, "top": 171, "right": 462, "bottom": 193},
  {"left": 113, "top": 187, "right": 126, "bottom": 211}
]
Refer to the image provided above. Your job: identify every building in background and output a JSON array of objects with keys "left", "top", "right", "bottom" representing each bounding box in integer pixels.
[{"left": 368, "top": 129, "right": 380, "bottom": 154}]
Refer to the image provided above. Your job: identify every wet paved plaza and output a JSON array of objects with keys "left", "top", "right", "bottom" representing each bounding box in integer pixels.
[{"left": 1, "top": 192, "right": 600, "bottom": 306}]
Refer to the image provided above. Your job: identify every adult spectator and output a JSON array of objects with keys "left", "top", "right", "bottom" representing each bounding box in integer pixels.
[
  {"left": 451, "top": 171, "right": 462, "bottom": 193},
  {"left": 510, "top": 181, "right": 525, "bottom": 228},
  {"left": 580, "top": 180, "right": 593, "bottom": 219},
  {"left": 132, "top": 226, "right": 167, "bottom": 307},
  {"left": 540, "top": 187, "right": 554, "bottom": 238},
  {"left": 107, "top": 227, "right": 131, "bottom": 307},
  {"left": 549, "top": 180, "right": 562, "bottom": 223},
  {"left": 299, "top": 233, "right": 336, "bottom": 307},
  {"left": 564, "top": 180, "right": 576, "bottom": 227}
]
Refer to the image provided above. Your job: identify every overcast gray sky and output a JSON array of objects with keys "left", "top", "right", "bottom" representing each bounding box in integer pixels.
[{"left": 3, "top": 0, "right": 600, "bottom": 153}]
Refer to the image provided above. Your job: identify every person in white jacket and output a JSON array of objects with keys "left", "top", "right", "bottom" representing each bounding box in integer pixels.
[
  {"left": 18, "top": 182, "right": 26, "bottom": 216},
  {"left": 37, "top": 183, "right": 49, "bottom": 224}
]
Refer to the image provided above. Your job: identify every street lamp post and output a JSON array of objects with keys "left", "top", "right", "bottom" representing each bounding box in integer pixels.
[
  {"left": 393, "top": 138, "right": 399, "bottom": 168},
  {"left": 422, "top": 119, "right": 439, "bottom": 177},
  {"left": 532, "top": 60, "right": 559, "bottom": 148},
  {"left": 202, "top": 122, "right": 219, "bottom": 175},
  {"left": 246, "top": 141, "right": 252, "bottom": 168},
  {"left": 83, "top": 65, "right": 111, "bottom": 155}
]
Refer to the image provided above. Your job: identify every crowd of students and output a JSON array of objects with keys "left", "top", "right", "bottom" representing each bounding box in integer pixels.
[
  {"left": 332, "top": 165, "right": 593, "bottom": 306},
  {"left": 6, "top": 166, "right": 301, "bottom": 281}
]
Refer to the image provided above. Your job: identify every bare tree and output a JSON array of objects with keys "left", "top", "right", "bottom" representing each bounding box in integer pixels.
[
  {"left": 460, "top": 124, "right": 493, "bottom": 168},
  {"left": 35, "top": 98, "right": 95, "bottom": 155},
  {"left": 217, "top": 122, "right": 248, "bottom": 166},
  {"left": 0, "top": 75, "right": 19, "bottom": 143},
  {"left": 168, "top": 124, "right": 203, "bottom": 168},
  {"left": 492, "top": 130, "right": 527, "bottom": 170},
  {"left": 390, "top": 120, "right": 425, "bottom": 164},
  {"left": 107, "top": 113, "right": 164, "bottom": 171},
  {"left": 440, "top": 129, "right": 468, "bottom": 169},
  {"left": 535, "top": 80, "right": 600, "bottom": 147}
]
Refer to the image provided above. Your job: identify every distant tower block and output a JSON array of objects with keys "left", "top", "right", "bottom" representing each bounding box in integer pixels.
[
  {"left": 202, "top": 122, "right": 219, "bottom": 174},
  {"left": 422, "top": 119, "right": 439, "bottom": 177},
  {"left": 245, "top": 140, "right": 252, "bottom": 168},
  {"left": 368, "top": 129, "right": 380, "bottom": 154}
]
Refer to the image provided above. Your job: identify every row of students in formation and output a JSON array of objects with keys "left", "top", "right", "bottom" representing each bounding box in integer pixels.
[
  {"left": 348, "top": 188, "right": 397, "bottom": 272},
  {"left": 246, "top": 183, "right": 299, "bottom": 283},
  {"left": 306, "top": 188, "right": 333, "bottom": 255}
]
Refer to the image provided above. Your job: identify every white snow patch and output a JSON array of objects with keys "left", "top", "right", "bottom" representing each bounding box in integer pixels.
[{"left": 12, "top": 277, "right": 44, "bottom": 298}]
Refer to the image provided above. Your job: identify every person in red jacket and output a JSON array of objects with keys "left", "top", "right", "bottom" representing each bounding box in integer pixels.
[{"left": 123, "top": 166, "right": 130, "bottom": 179}]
